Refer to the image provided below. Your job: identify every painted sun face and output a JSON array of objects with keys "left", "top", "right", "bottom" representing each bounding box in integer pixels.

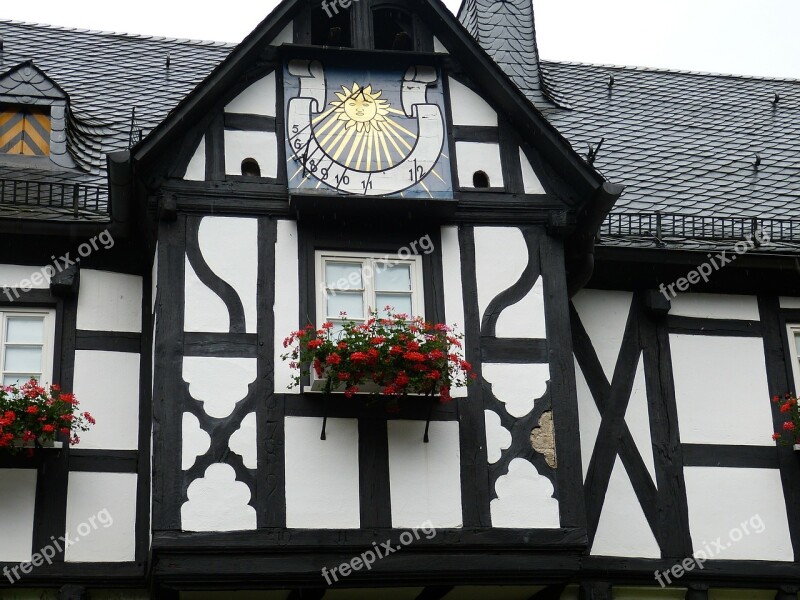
[{"left": 333, "top": 83, "right": 389, "bottom": 132}]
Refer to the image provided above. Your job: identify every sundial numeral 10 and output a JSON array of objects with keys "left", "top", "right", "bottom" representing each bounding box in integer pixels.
[{"left": 335, "top": 173, "right": 350, "bottom": 186}]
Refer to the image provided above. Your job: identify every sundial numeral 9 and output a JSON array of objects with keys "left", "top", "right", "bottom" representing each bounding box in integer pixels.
[{"left": 320, "top": 167, "right": 329, "bottom": 180}]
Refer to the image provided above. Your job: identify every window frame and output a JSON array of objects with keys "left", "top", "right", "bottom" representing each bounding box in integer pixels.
[
  {"left": 0, "top": 103, "right": 52, "bottom": 157},
  {"left": 786, "top": 324, "right": 800, "bottom": 394},
  {"left": 0, "top": 307, "right": 56, "bottom": 387},
  {"left": 315, "top": 249, "right": 425, "bottom": 327}
]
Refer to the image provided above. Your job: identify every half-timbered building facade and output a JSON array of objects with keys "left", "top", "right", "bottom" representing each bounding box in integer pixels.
[{"left": 0, "top": 0, "right": 799, "bottom": 598}]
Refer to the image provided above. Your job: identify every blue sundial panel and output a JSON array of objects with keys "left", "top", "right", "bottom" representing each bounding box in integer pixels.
[{"left": 283, "top": 58, "right": 453, "bottom": 199}]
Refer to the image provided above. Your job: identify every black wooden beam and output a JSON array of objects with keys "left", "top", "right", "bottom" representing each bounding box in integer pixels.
[
  {"left": 666, "top": 315, "right": 762, "bottom": 337},
  {"left": 75, "top": 330, "right": 141, "bottom": 353},
  {"left": 681, "top": 444, "right": 778, "bottom": 469}
]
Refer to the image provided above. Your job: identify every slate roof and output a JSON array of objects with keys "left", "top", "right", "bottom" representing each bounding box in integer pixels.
[
  {"left": 2, "top": 15, "right": 800, "bottom": 247},
  {"left": 535, "top": 62, "right": 800, "bottom": 248},
  {"left": 0, "top": 20, "right": 232, "bottom": 219}
]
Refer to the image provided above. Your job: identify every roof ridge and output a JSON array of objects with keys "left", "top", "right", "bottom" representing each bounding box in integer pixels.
[
  {"left": 0, "top": 19, "right": 237, "bottom": 48},
  {"left": 540, "top": 58, "right": 800, "bottom": 84}
]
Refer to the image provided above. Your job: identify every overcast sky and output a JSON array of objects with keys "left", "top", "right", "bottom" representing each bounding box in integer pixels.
[{"left": 2, "top": 0, "right": 798, "bottom": 78}]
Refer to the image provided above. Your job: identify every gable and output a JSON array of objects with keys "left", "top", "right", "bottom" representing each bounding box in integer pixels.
[{"left": 133, "top": 0, "right": 610, "bottom": 215}]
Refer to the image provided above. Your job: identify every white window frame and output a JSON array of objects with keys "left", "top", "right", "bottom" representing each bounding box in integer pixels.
[
  {"left": 787, "top": 324, "right": 800, "bottom": 394},
  {"left": 0, "top": 308, "right": 56, "bottom": 387},
  {"left": 312, "top": 250, "right": 425, "bottom": 392}
]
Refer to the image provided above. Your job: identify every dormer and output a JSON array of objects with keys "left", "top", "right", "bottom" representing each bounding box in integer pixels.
[{"left": 0, "top": 61, "right": 71, "bottom": 169}]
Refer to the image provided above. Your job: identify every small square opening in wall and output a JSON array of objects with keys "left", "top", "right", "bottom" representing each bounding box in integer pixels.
[{"left": 455, "top": 141, "right": 504, "bottom": 190}]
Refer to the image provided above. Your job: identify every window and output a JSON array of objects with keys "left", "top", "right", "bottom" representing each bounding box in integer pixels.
[
  {"left": 316, "top": 250, "right": 424, "bottom": 333},
  {"left": 373, "top": 7, "right": 414, "bottom": 50},
  {"left": 0, "top": 105, "right": 51, "bottom": 156},
  {"left": 788, "top": 325, "right": 800, "bottom": 392},
  {"left": 311, "top": 8, "right": 352, "bottom": 47},
  {"left": 0, "top": 309, "right": 56, "bottom": 387}
]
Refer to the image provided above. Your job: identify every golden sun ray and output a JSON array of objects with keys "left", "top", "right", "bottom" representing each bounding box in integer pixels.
[
  {"left": 376, "top": 130, "right": 394, "bottom": 167},
  {"left": 331, "top": 126, "right": 356, "bottom": 162},
  {"left": 381, "top": 125, "right": 405, "bottom": 159},
  {"left": 380, "top": 119, "right": 414, "bottom": 152},
  {"left": 318, "top": 118, "right": 346, "bottom": 147},
  {"left": 383, "top": 116, "right": 416, "bottom": 138},
  {"left": 430, "top": 168, "right": 446, "bottom": 183},
  {"left": 345, "top": 130, "right": 365, "bottom": 169},
  {"left": 366, "top": 129, "right": 374, "bottom": 171},
  {"left": 354, "top": 128, "right": 370, "bottom": 170},
  {"left": 419, "top": 179, "right": 433, "bottom": 198}
]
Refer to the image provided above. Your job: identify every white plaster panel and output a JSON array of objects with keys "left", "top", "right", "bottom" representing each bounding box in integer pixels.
[
  {"left": 184, "top": 257, "right": 229, "bottom": 333},
  {"left": 197, "top": 217, "right": 258, "bottom": 333},
  {"left": 182, "top": 412, "right": 211, "bottom": 471},
  {"left": 591, "top": 457, "right": 660, "bottom": 557},
  {"left": 625, "top": 356, "right": 656, "bottom": 483},
  {"left": 182, "top": 463, "right": 256, "bottom": 532},
  {"left": 484, "top": 409, "right": 511, "bottom": 464},
  {"left": 183, "top": 357, "right": 257, "bottom": 418},
  {"left": 440, "top": 225, "right": 467, "bottom": 397},
  {"left": 224, "top": 129, "right": 278, "bottom": 178},
  {"left": 77, "top": 270, "right": 142, "bottom": 333},
  {"left": 779, "top": 296, "right": 800, "bottom": 309},
  {"left": 229, "top": 412, "right": 257, "bottom": 469},
  {"left": 73, "top": 350, "right": 140, "bottom": 450},
  {"left": 285, "top": 417, "right": 360, "bottom": 528},
  {"left": 448, "top": 78, "right": 497, "bottom": 126},
  {"left": 270, "top": 22, "right": 293, "bottom": 45},
  {"left": 519, "top": 147, "right": 546, "bottom": 194},
  {"left": 572, "top": 289, "right": 633, "bottom": 381},
  {"left": 684, "top": 467, "right": 792, "bottom": 561},
  {"left": 387, "top": 420, "right": 462, "bottom": 528},
  {"left": 275, "top": 220, "right": 300, "bottom": 394},
  {"left": 483, "top": 362, "right": 550, "bottom": 418},
  {"left": 183, "top": 136, "right": 205, "bottom": 181},
  {"left": 65, "top": 472, "right": 137, "bottom": 562},
  {"left": 455, "top": 141, "right": 504, "bottom": 189},
  {"left": 490, "top": 458, "right": 559, "bottom": 528},
  {"left": 473, "top": 226, "right": 526, "bottom": 326},
  {"left": 669, "top": 293, "right": 759, "bottom": 320},
  {"left": 575, "top": 359, "right": 601, "bottom": 480},
  {"left": 0, "top": 264, "right": 50, "bottom": 289},
  {"left": 0, "top": 469, "right": 37, "bottom": 562},
  {"left": 432, "top": 36, "right": 448, "bottom": 54},
  {"left": 495, "top": 276, "right": 547, "bottom": 339},
  {"left": 225, "top": 71, "right": 276, "bottom": 116},
  {"left": 670, "top": 334, "right": 772, "bottom": 445}
]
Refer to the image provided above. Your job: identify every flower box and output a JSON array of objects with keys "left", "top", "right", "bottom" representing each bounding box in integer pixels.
[
  {"left": 771, "top": 392, "right": 800, "bottom": 449},
  {"left": 282, "top": 309, "right": 474, "bottom": 402},
  {"left": 0, "top": 379, "right": 95, "bottom": 453}
]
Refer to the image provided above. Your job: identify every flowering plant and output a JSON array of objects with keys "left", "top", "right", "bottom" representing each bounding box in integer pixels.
[
  {"left": 0, "top": 379, "right": 95, "bottom": 451},
  {"left": 282, "top": 308, "right": 475, "bottom": 402},
  {"left": 771, "top": 392, "right": 800, "bottom": 446}
]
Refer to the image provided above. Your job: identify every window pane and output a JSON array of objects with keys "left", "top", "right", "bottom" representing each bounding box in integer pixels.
[
  {"left": 376, "top": 293, "right": 412, "bottom": 316},
  {"left": 3, "top": 374, "right": 39, "bottom": 387},
  {"left": 327, "top": 291, "right": 364, "bottom": 319},
  {"left": 4, "top": 346, "right": 42, "bottom": 373},
  {"left": 375, "top": 263, "right": 411, "bottom": 292},
  {"left": 795, "top": 333, "right": 800, "bottom": 356},
  {"left": 6, "top": 317, "right": 44, "bottom": 344},
  {"left": 326, "top": 262, "right": 362, "bottom": 290}
]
